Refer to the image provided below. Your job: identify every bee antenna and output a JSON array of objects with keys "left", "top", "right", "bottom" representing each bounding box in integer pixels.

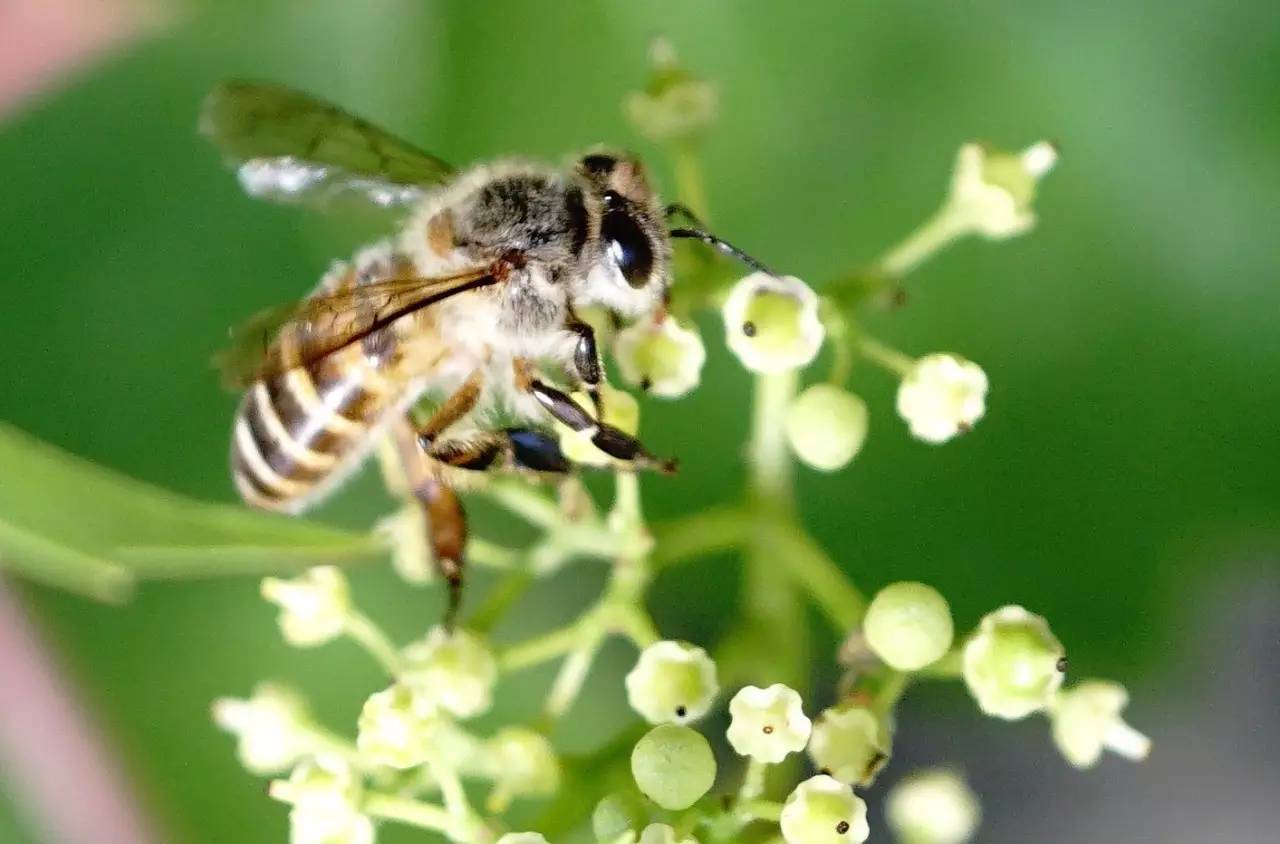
[{"left": 668, "top": 227, "right": 774, "bottom": 276}]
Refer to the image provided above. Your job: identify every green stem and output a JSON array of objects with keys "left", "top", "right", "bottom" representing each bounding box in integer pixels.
[
  {"left": 738, "top": 799, "right": 783, "bottom": 823},
  {"left": 650, "top": 506, "right": 749, "bottom": 570},
  {"left": 872, "top": 207, "right": 965, "bottom": 278},
  {"left": 859, "top": 336, "right": 915, "bottom": 377},
  {"left": 364, "top": 793, "right": 455, "bottom": 834},
  {"left": 344, "top": 611, "right": 401, "bottom": 674},
  {"left": 771, "top": 524, "right": 865, "bottom": 632},
  {"left": 915, "top": 646, "right": 964, "bottom": 679},
  {"left": 498, "top": 620, "right": 585, "bottom": 672},
  {"left": 820, "top": 298, "right": 856, "bottom": 387},
  {"left": 483, "top": 480, "right": 562, "bottom": 529},
  {"left": 673, "top": 140, "right": 710, "bottom": 221},
  {"left": 468, "top": 569, "right": 534, "bottom": 634},
  {"left": 874, "top": 670, "right": 911, "bottom": 714},
  {"left": 543, "top": 636, "right": 604, "bottom": 721}
]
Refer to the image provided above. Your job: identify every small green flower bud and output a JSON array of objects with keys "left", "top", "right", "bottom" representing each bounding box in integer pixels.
[
  {"left": 592, "top": 791, "right": 649, "bottom": 844},
  {"left": 1050, "top": 680, "right": 1150, "bottom": 769},
  {"left": 630, "top": 725, "right": 716, "bottom": 811},
  {"left": 808, "top": 705, "right": 891, "bottom": 787},
  {"left": 785, "top": 385, "right": 869, "bottom": 471},
  {"left": 943, "top": 141, "right": 1058, "bottom": 239},
  {"left": 400, "top": 626, "right": 497, "bottom": 719},
  {"left": 896, "top": 354, "right": 988, "bottom": 444},
  {"left": 497, "top": 835, "right": 550, "bottom": 844},
  {"left": 624, "top": 39, "right": 717, "bottom": 144},
  {"left": 963, "top": 605, "right": 1065, "bottom": 720},
  {"left": 269, "top": 755, "right": 373, "bottom": 844},
  {"left": 484, "top": 727, "right": 560, "bottom": 798},
  {"left": 261, "top": 566, "right": 351, "bottom": 647},
  {"left": 624, "top": 640, "right": 719, "bottom": 725},
  {"left": 726, "top": 684, "right": 812, "bottom": 763},
  {"left": 558, "top": 385, "right": 641, "bottom": 467},
  {"left": 885, "top": 769, "right": 980, "bottom": 844},
  {"left": 863, "top": 582, "right": 955, "bottom": 671},
  {"left": 722, "top": 273, "right": 825, "bottom": 374},
  {"left": 212, "top": 683, "right": 310, "bottom": 775},
  {"left": 780, "top": 775, "right": 870, "bottom": 844},
  {"left": 613, "top": 316, "right": 706, "bottom": 399},
  {"left": 356, "top": 683, "right": 440, "bottom": 769}
]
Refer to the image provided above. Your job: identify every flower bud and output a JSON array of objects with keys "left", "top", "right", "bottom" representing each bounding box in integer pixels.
[
  {"left": 885, "top": 769, "right": 980, "bottom": 844},
  {"left": 497, "top": 835, "right": 550, "bottom": 844},
  {"left": 624, "top": 38, "right": 717, "bottom": 144},
  {"left": 592, "top": 791, "right": 648, "bottom": 844},
  {"left": 895, "top": 354, "right": 988, "bottom": 444},
  {"left": 863, "top": 582, "right": 954, "bottom": 671},
  {"left": 212, "top": 683, "right": 310, "bottom": 775},
  {"left": 558, "top": 385, "right": 641, "bottom": 467},
  {"left": 356, "top": 683, "right": 440, "bottom": 769},
  {"left": 943, "top": 141, "right": 1058, "bottom": 239},
  {"left": 613, "top": 316, "right": 706, "bottom": 399},
  {"left": 261, "top": 566, "right": 351, "bottom": 647},
  {"left": 722, "top": 273, "right": 825, "bottom": 374},
  {"left": 400, "top": 626, "right": 497, "bottom": 719},
  {"left": 780, "top": 775, "right": 870, "bottom": 844},
  {"left": 963, "top": 605, "right": 1065, "bottom": 720},
  {"left": 808, "top": 705, "right": 891, "bottom": 787},
  {"left": 785, "top": 385, "right": 869, "bottom": 471},
  {"left": 726, "top": 684, "right": 812, "bottom": 763},
  {"left": 484, "top": 727, "right": 561, "bottom": 798},
  {"left": 624, "top": 640, "right": 719, "bottom": 725},
  {"left": 630, "top": 725, "right": 716, "bottom": 811},
  {"left": 638, "top": 823, "right": 697, "bottom": 844},
  {"left": 270, "top": 755, "right": 373, "bottom": 844},
  {"left": 1049, "top": 680, "right": 1150, "bottom": 769}
]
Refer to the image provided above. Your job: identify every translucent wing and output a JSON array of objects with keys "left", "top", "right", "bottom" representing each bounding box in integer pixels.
[
  {"left": 200, "top": 80, "right": 457, "bottom": 209},
  {"left": 216, "top": 268, "right": 499, "bottom": 388}
]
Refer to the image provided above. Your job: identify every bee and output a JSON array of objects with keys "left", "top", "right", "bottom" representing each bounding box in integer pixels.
[{"left": 201, "top": 81, "right": 768, "bottom": 622}]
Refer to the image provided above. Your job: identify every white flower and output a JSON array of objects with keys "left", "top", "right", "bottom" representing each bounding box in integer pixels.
[
  {"left": 484, "top": 727, "right": 560, "bottom": 799},
  {"left": 624, "top": 640, "right": 719, "bottom": 725},
  {"left": 726, "top": 684, "right": 812, "bottom": 762},
  {"left": 722, "top": 273, "right": 825, "bottom": 374},
  {"left": 885, "top": 769, "right": 980, "bottom": 844},
  {"left": 261, "top": 567, "right": 351, "bottom": 647},
  {"left": 400, "top": 626, "right": 497, "bottom": 719},
  {"left": 785, "top": 385, "right": 869, "bottom": 472},
  {"left": 557, "top": 384, "right": 641, "bottom": 467},
  {"left": 963, "top": 605, "right": 1066, "bottom": 720},
  {"left": 356, "top": 684, "right": 441, "bottom": 769},
  {"left": 943, "top": 141, "right": 1058, "bottom": 239},
  {"left": 895, "top": 354, "right": 988, "bottom": 444},
  {"left": 496, "top": 834, "right": 550, "bottom": 844},
  {"left": 613, "top": 316, "right": 707, "bottom": 398},
  {"left": 808, "top": 705, "right": 891, "bottom": 787},
  {"left": 780, "top": 775, "right": 869, "bottom": 844},
  {"left": 271, "top": 756, "right": 373, "bottom": 844},
  {"left": 212, "top": 683, "right": 311, "bottom": 775},
  {"left": 863, "top": 581, "right": 955, "bottom": 671},
  {"left": 1049, "top": 680, "right": 1150, "bottom": 769}
]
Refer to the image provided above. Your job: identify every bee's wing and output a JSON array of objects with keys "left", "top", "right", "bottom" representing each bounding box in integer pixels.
[
  {"left": 200, "top": 80, "right": 457, "bottom": 210},
  {"left": 216, "top": 267, "right": 498, "bottom": 388}
]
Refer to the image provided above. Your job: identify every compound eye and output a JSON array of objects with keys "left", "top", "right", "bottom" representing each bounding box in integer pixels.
[{"left": 601, "top": 208, "right": 653, "bottom": 288}]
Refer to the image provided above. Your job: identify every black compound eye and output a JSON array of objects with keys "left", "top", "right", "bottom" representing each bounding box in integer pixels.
[{"left": 601, "top": 208, "right": 653, "bottom": 288}]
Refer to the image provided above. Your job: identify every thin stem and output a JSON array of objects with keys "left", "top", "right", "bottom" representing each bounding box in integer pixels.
[
  {"left": 467, "top": 537, "right": 520, "bottom": 569},
  {"left": 364, "top": 793, "right": 454, "bottom": 834},
  {"left": 650, "top": 506, "right": 749, "bottom": 570},
  {"left": 498, "top": 620, "right": 585, "bottom": 672},
  {"left": 749, "top": 371, "right": 798, "bottom": 502},
  {"left": 483, "top": 480, "right": 562, "bottom": 529},
  {"left": 820, "top": 298, "right": 855, "bottom": 387},
  {"left": 915, "top": 647, "right": 964, "bottom": 679},
  {"left": 344, "top": 611, "right": 401, "bottom": 675},
  {"left": 673, "top": 141, "right": 710, "bottom": 222},
  {"left": 872, "top": 207, "right": 965, "bottom": 278},
  {"left": 874, "top": 670, "right": 911, "bottom": 715},
  {"left": 544, "top": 636, "right": 603, "bottom": 721},
  {"left": 737, "top": 759, "right": 768, "bottom": 804},
  {"left": 859, "top": 336, "right": 915, "bottom": 377},
  {"left": 468, "top": 570, "right": 534, "bottom": 634},
  {"left": 772, "top": 524, "right": 865, "bottom": 632},
  {"left": 738, "top": 799, "right": 783, "bottom": 823}
]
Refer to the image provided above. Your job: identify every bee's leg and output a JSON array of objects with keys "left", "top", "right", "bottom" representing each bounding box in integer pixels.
[
  {"left": 565, "top": 318, "right": 605, "bottom": 417},
  {"left": 415, "top": 370, "right": 485, "bottom": 447},
  {"left": 414, "top": 475, "right": 467, "bottom": 629},
  {"left": 428, "top": 427, "right": 572, "bottom": 475},
  {"left": 516, "top": 366, "right": 677, "bottom": 474}
]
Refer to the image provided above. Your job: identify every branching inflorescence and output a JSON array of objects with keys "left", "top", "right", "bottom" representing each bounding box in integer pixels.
[{"left": 214, "top": 41, "right": 1148, "bottom": 844}]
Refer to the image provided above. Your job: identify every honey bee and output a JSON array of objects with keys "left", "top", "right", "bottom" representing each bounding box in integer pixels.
[{"left": 201, "top": 81, "right": 768, "bottom": 622}]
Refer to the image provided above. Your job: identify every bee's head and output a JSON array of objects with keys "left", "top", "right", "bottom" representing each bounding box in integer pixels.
[{"left": 571, "top": 151, "right": 671, "bottom": 319}]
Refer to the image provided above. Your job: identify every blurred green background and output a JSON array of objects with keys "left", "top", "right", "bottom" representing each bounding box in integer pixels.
[{"left": 1, "top": 0, "right": 1277, "bottom": 842}]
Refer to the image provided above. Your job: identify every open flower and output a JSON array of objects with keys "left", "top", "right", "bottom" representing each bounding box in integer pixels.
[
  {"left": 896, "top": 354, "right": 988, "bottom": 444},
  {"left": 1049, "top": 680, "right": 1151, "bottom": 769},
  {"left": 625, "top": 640, "right": 719, "bottom": 725},
  {"left": 963, "top": 605, "right": 1066, "bottom": 720},
  {"left": 885, "top": 769, "right": 981, "bottom": 844},
  {"left": 722, "top": 273, "right": 824, "bottom": 374},
  {"left": 400, "top": 627, "right": 497, "bottom": 719},
  {"left": 261, "top": 566, "right": 351, "bottom": 647},
  {"left": 212, "top": 683, "right": 311, "bottom": 775},
  {"left": 943, "top": 141, "right": 1058, "bottom": 239},
  {"left": 726, "top": 684, "right": 812, "bottom": 762},
  {"left": 613, "top": 316, "right": 706, "bottom": 398},
  {"left": 808, "top": 705, "right": 891, "bottom": 787},
  {"left": 356, "top": 684, "right": 441, "bottom": 770},
  {"left": 270, "top": 755, "right": 373, "bottom": 844},
  {"left": 780, "top": 775, "right": 870, "bottom": 844}
]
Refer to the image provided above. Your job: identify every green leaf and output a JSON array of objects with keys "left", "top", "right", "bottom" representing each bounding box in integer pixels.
[{"left": 0, "top": 423, "right": 382, "bottom": 601}]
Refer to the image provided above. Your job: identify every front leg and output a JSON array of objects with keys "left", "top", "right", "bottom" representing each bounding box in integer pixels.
[{"left": 565, "top": 316, "right": 604, "bottom": 417}]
